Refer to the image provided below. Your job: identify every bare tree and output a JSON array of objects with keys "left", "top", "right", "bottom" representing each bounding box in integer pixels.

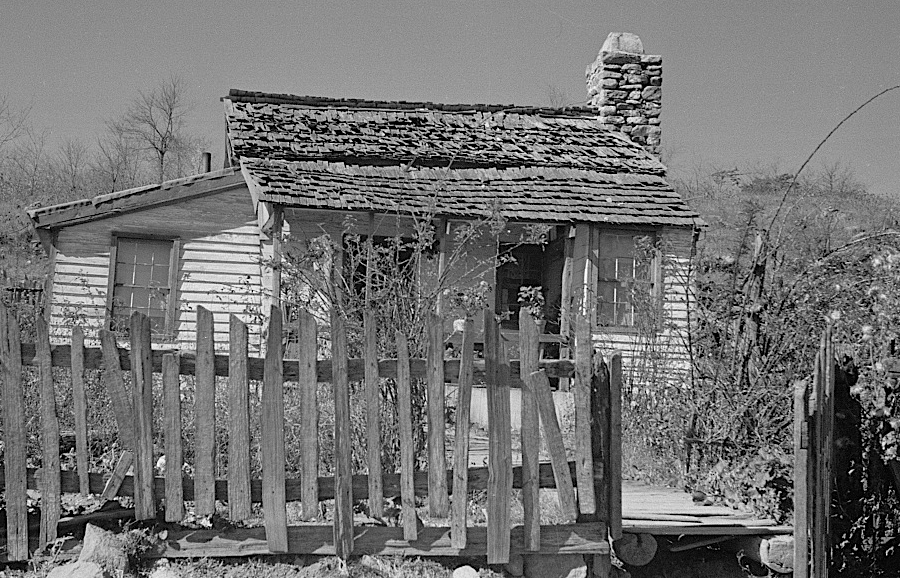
[
  {"left": 94, "top": 126, "right": 143, "bottom": 193},
  {"left": 0, "top": 95, "right": 30, "bottom": 153},
  {"left": 108, "top": 76, "right": 205, "bottom": 183}
]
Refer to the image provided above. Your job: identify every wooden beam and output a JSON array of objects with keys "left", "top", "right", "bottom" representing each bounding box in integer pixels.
[
  {"left": 793, "top": 379, "right": 809, "bottom": 578},
  {"left": 99, "top": 330, "right": 135, "bottom": 451},
  {"left": 194, "top": 307, "right": 216, "bottom": 517},
  {"left": 451, "top": 318, "right": 475, "bottom": 549},
  {"left": 574, "top": 311, "right": 596, "bottom": 516},
  {"left": 17, "top": 343, "right": 581, "bottom": 382},
  {"left": 331, "top": 307, "right": 354, "bottom": 558},
  {"left": 148, "top": 523, "right": 610, "bottom": 559},
  {"left": 531, "top": 370, "right": 578, "bottom": 522},
  {"left": 130, "top": 313, "right": 155, "bottom": 521},
  {"left": 519, "top": 309, "right": 541, "bottom": 551},
  {"left": 36, "top": 316, "right": 61, "bottom": 547},
  {"left": 70, "top": 327, "right": 90, "bottom": 496},
  {"left": 227, "top": 316, "right": 251, "bottom": 521},
  {"left": 485, "top": 309, "right": 512, "bottom": 564},
  {"left": 364, "top": 310, "right": 382, "bottom": 518},
  {"left": 164, "top": 353, "right": 185, "bottom": 522},
  {"left": 297, "top": 310, "right": 319, "bottom": 522},
  {"left": 396, "top": 331, "right": 417, "bottom": 542},
  {"left": 427, "top": 313, "right": 449, "bottom": 518},
  {"left": 1, "top": 303, "right": 29, "bottom": 560}
]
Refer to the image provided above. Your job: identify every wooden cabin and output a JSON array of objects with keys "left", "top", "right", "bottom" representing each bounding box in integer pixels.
[{"left": 29, "top": 34, "right": 702, "bottom": 377}]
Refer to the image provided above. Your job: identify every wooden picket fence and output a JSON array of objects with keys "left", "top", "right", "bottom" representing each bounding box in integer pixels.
[
  {"left": 0, "top": 302, "right": 620, "bottom": 566},
  {"left": 793, "top": 326, "right": 834, "bottom": 578}
]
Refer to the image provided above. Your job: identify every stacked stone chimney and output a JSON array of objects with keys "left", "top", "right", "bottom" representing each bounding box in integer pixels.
[{"left": 586, "top": 32, "right": 662, "bottom": 156}]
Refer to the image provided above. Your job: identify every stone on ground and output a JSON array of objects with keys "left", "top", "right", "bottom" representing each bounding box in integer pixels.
[
  {"left": 78, "top": 524, "right": 128, "bottom": 577},
  {"left": 149, "top": 558, "right": 183, "bottom": 578},
  {"left": 525, "top": 554, "right": 587, "bottom": 578},
  {"left": 505, "top": 553, "right": 525, "bottom": 577},
  {"left": 453, "top": 565, "right": 480, "bottom": 578},
  {"left": 47, "top": 561, "right": 107, "bottom": 578}
]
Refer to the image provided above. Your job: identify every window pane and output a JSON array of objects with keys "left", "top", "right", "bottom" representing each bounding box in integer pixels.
[
  {"left": 598, "top": 258, "right": 616, "bottom": 280},
  {"left": 151, "top": 265, "right": 169, "bottom": 285},
  {"left": 617, "top": 258, "right": 635, "bottom": 280},
  {"left": 115, "top": 262, "right": 135, "bottom": 284},
  {"left": 117, "top": 240, "right": 137, "bottom": 264},
  {"left": 598, "top": 301, "right": 615, "bottom": 326},
  {"left": 130, "top": 288, "right": 150, "bottom": 309}
]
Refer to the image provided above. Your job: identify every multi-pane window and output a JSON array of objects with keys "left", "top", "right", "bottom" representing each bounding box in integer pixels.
[
  {"left": 110, "top": 237, "right": 175, "bottom": 338},
  {"left": 597, "top": 231, "right": 657, "bottom": 329}
]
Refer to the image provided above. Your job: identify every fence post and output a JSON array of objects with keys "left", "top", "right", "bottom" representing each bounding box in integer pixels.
[
  {"left": 262, "top": 306, "right": 288, "bottom": 552},
  {"left": 228, "top": 315, "right": 251, "bottom": 521},
  {"left": 71, "top": 326, "right": 90, "bottom": 496},
  {"left": 332, "top": 307, "right": 354, "bottom": 558},
  {"left": 36, "top": 316, "right": 61, "bottom": 547},
  {"left": 427, "top": 312, "right": 450, "bottom": 517},
  {"left": 485, "top": 308, "right": 512, "bottom": 564},
  {"left": 519, "top": 308, "right": 541, "bottom": 551},
  {"left": 195, "top": 306, "right": 217, "bottom": 516},
  {"left": 164, "top": 352, "right": 185, "bottom": 522},
  {"left": 297, "top": 310, "right": 319, "bottom": 522},
  {"left": 451, "top": 317, "right": 475, "bottom": 549},
  {"left": 396, "top": 331, "right": 418, "bottom": 542},
  {"left": 1, "top": 302, "right": 29, "bottom": 560},
  {"left": 130, "top": 312, "right": 155, "bottom": 521},
  {"left": 793, "top": 378, "right": 810, "bottom": 578},
  {"left": 364, "top": 309, "right": 383, "bottom": 518},
  {"left": 608, "top": 351, "right": 623, "bottom": 540},
  {"left": 574, "top": 310, "right": 596, "bottom": 516}
]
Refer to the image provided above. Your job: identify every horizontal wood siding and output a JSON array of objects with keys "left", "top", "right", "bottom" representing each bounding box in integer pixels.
[
  {"left": 593, "top": 226, "right": 694, "bottom": 387},
  {"left": 49, "top": 186, "right": 264, "bottom": 352}
]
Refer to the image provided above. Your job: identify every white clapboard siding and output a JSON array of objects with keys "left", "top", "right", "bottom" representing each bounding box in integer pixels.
[{"left": 49, "top": 186, "right": 265, "bottom": 352}]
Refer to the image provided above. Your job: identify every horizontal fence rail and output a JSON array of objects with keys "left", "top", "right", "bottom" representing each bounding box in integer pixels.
[{"left": 0, "top": 302, "right": 620, "bottom": 565}]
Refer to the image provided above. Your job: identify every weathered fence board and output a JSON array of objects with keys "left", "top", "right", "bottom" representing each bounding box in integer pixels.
[
  {"left": 130, "top": 313, "right": 155, "bottom": 521},
  {"left": 331, "top": 308, "right": 354, "bottom": 558},
  {"left": 396, "top": 331, "right": 418, "bottom": 542},
  {"left": 164, "top": 352, "right": 185, "bottom": 522},
  {"left": 519, "top": 309, "right": 541, "bottom": 551},
  {"left": 793, "top": 379, "right": 809, "bottom": 578},
  {"left": 608, "top": 351, "right": 623, "bottom": 540},
  {"left": 70, "top": 326, "right": 90, "bottom": 496},
  {"left": 485, "top": 309, "right": 512, "bottom": 564},
  {"left": 1, "top": 303, "right": 29, "bottom": 560},
  {"left": 261, "top": 306, "right": 288, "bottom": 552},
  {"left": 194, "top": 306, "right": 217, "bottom": 517},
  {"left": 227, "top": 316, "right": 251, "bottom": 521},
  {"left": 36, "top": 316, "right": 61, "bottom": 547},
  {"left": 99, "top": 329, "right": 135, "bottom": 451},
  {"left": 531, "top": 370, "right": 578, "bottom": 522},
  {"left": 364, "top": 310, "right": 383, "bottom": 518},
  {"left": 297, "top": 310, "right": 319, "bottom": 522},
  {"left": 451, "top": 318, "right": 475, "bottom": 549},
  {"left": 574, "top": 312, "right": 596, "bottom": 516},
  {"left": 427, "top": 313, "right": 450, "bottom": 518}
]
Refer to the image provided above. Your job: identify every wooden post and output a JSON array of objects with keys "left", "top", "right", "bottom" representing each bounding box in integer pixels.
[
  {"left": 574, "top": 310, "right": 596, "bottom": 516},
  {"left": 163, "top": 353, "right": 184, "bottom": 522},
  {"left": 1, "top": 303, "right": 29, "bottom": 560},
  {"left": 436, "top": 217, "right": 448, "bottom": 317},
  {"left": 36, "top": 317, "right": 61, "bottom": 547},
  {"left": 519, "top": 308, "right": 541, "bottom": 551},
  {"left": 485, "top": 308, "right": 512, "bottom": 564},
  {"left": 71, "top": 326, "right": 90, "bottom": 496},
  {"left": 297, "top": 310, "right": 319, "bottom": 521},
  {"left": 427, "top": 312, "right": 449, "bottom": 517},
  {"left": 99, "top": 329, "right": 135, "bottom": 451},
  {"left": 130, "top": 312, "right": 155, "bottom": 521},
  {"left": 364, "top": 310, "right": 383, "bottom": 517},
  {"left": 559, "top": 226, "right": 575, "bottom": 391},
  {"left": 100, "top": 450, "right": 133, "bottom": 500},
  {"left": 228, "top": 315, "right": 251, "bottom": 521},
  {"left": 261, "top": 306, "right": 288, "bottom": 552},
  {"left": 608, "top": 351, "right": 623, "bottom": 540},
  {"left": 593, "top": 355, "right": 610, "bottom": 526},
  {"left": 451, "top": 317, "right": 475, "bottom": 549},
  {"left": 332, "top": 307, "right": 354, "bottom": 558},
  {"left": 396, "top": 331, "right": 418, "bottom": 542},
  {"left": 530, "top": 369, "right": 578, "bottom": 522},
  {"left": 194, "top": 306, "right": 216, "bottom": 516},
  {"left": 793, "top": 379, "right": 810, "bottom": 578}
]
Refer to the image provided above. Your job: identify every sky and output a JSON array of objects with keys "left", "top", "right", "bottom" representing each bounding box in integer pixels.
[{"left": 2, "top": 0, "right": 899, "bottom": 196}]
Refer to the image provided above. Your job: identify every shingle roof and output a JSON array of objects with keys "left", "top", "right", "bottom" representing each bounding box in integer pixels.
[{"left": 225, "top": 89, "right": 701, "bottom": 227}]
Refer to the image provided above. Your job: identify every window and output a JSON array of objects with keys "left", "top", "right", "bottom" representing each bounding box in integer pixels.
[
  {"left": 495, "top": 240, "right": 564, "bottom": 330},
  {"left": 108, "top": 237, "right": 177, "bottom": 339},
  {"left": 597, "top": 231, "right": 658, "bottom": 329}
]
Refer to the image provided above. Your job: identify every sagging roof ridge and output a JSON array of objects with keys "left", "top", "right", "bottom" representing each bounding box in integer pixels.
[{"left": 225, "top": 89, "right": 595, "bottom": 118}]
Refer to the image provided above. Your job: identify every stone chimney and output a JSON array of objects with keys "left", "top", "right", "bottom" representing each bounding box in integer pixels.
[{"left": 586, "top": 32, "right": 662, "bottom": 156}]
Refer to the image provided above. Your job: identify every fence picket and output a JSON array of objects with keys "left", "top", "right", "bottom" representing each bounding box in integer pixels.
[
  {"left": 396, "top": 331, "right": 417, "bottom": 542},
  {"left": 1, "top": 303, "right": 29, "bottom": 560},
  {"left": 530, "top": 369, "right": 577, "bottom": 522},
  {"left": 71, "top": 326, "right": 90, "bottom": 495},
  {"left": 130, "top": 313, "right": 155, "bottom": 520},
  {"left": 262, "top": 306, "right": 288, "bottom": 552},
  {"left": 195, "top": 306, "right": 217, "bottom": 516},
  {"left": 574, "top": 311, "right": 596, "bottom": 516},
  {"left": 332, "top": 308, "right": 354, "bottom": 557},
  {"left": 485, "top": 309, "right": 512, "bottom": 564},
  {"left": 427, "top": 313, "right": 450, "bottom": 518},
  {"left": 364, "top": 310, "right": 383, "bottom": 517},
  {"left": 794, "top": 379, "right": 810, "bottom": 578},
  {"left": 100, "top": 451, "right": 133, "bottom": 499},
  {"left": 164, "top": 352, "right": 185, "bottom": 522},
  {"left": 36, "top": 316, "right": 61, "bottom": 547},
  {"left": 298, "top": 310, "right": 320, "bottom": 522},
  {"left": 228, "top": 315, "right": 252, "bottom": 521},
  {"left": 519, "top": 309, "right": 541, "bottom": 551},
  {"left": 451, "top": 317, "right": 475, "bottom": 549},
  {"left": 99, "top": 329, "right": 135, "bottom": 451},
  {"left": 608, "top": 351, "right": 623, "bottom": 540}
]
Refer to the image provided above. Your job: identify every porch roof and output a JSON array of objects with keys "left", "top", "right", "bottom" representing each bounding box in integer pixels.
[{"left": 224, "top": 90, "right": 701, "bottom": 228}]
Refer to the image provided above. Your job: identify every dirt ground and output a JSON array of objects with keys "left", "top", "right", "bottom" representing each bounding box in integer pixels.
[{"left": 624, "top": 543, "right": 775, "bottom": 578}]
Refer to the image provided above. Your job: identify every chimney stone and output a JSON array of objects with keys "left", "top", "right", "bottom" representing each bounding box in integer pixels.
[{"left": 587, "top": 32, "right": 662, "bottom": 156}]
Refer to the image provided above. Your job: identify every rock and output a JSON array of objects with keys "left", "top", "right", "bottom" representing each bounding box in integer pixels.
[
  {"left": 149, "top": 560, "right": 182, "bottom": 578},
  {"left": 78, "top": 524, "right": 128, "bottom": 578},
  {"left": 613, "top": 533, "right": 658, "bottom": 567},
  {"left": 525, "top": 554, "right": 587, "bottom": 578},
  {"left": 601, "top": 32, "right": 644, "bottom": 55},
  {"left": 602, "top": 78, "right": 619, "bottom": 89},
  {"left": 641, "top": 86, "right": 662, "bottom": 102},
  {"left": 505, "top": 553, "right": 525, "bottom": 576},
  {"left": 47, "top": 561, "right": 107, "bottom": 578},
  {"left": 453, "top": 565, "right": 479, "bottom": 578},
  {"left": 641, "top": 54, "right": 662, "bottom": 64}
]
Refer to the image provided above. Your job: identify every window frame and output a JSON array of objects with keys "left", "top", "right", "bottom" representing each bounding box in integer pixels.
[
  {"left": 595, "top": 228, "right": 662, "bottom": 333},
  {"left": 105, "top": 233, "right": 180, "bottom": 341}
]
